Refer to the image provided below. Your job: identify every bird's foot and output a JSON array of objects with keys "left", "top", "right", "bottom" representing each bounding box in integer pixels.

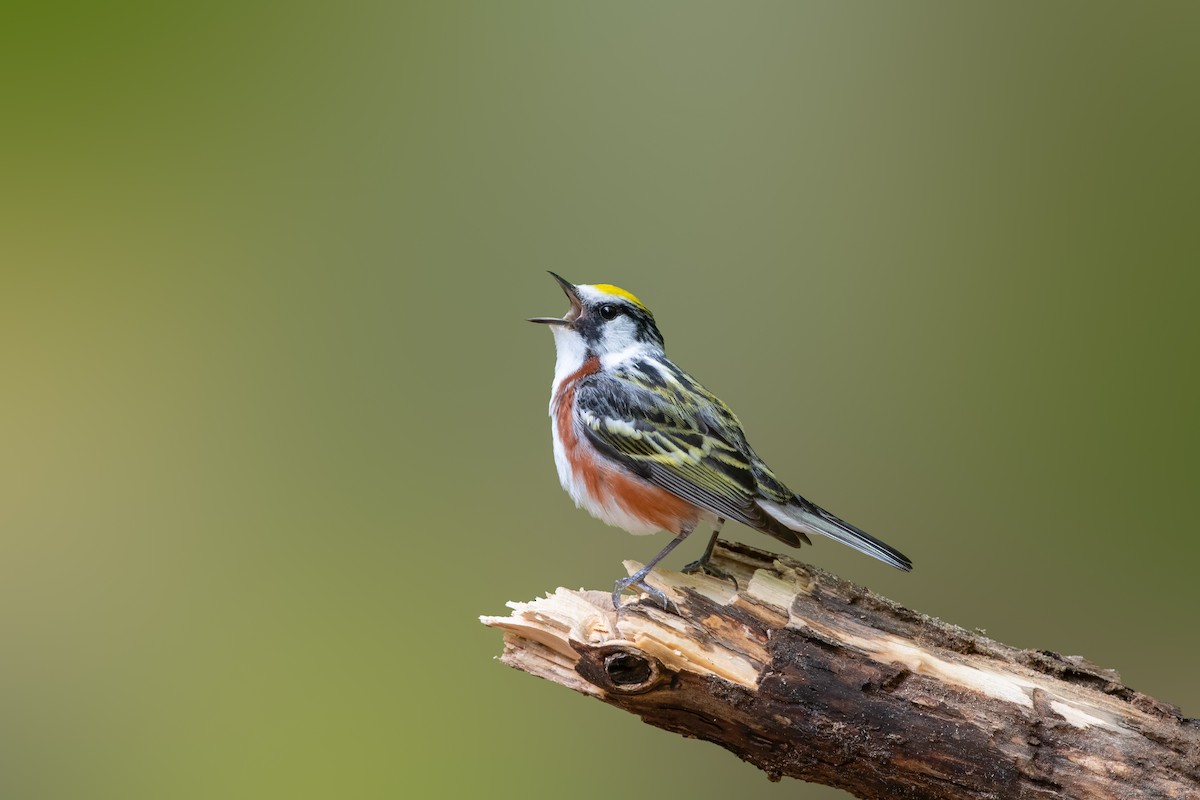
[
  {"left": 612, "top": 576, "right": 675, "bottom": 613},
  {"left": 681, "top": 557, "right": 739, "bottom": 590}
]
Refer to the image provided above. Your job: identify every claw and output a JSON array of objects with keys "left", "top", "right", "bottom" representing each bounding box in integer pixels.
[
  {"left": 612, "top": 576, "right": 675, "bottom": 612},
  {"left": 681, "top": 559, "right": 739, "bottom": 590},
  {"left": 680, "top": 527, "right": 737, "bottom": 589}
]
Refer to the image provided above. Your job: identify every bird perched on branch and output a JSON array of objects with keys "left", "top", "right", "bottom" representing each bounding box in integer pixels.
[{"left": 530, "top": 272, "right": 912, "bottom": 610}]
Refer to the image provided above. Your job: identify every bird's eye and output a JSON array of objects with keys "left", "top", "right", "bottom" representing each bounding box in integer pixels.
[{"left": 599, "top": 304, "right": 619, "bottom": 320}]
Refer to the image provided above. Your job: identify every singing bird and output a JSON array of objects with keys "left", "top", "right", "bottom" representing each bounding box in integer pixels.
[{"left": 530, "top": 273, "right": 912, "bottom": 610}]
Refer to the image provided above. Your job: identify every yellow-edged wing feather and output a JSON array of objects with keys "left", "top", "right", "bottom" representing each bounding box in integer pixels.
[{"left": 574, "top": 361, "right": 804, "bottom": 546}]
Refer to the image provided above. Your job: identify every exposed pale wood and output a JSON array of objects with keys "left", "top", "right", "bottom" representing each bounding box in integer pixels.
[{"left": 481, "top": 541, "right": 1200, "bottom": 799}]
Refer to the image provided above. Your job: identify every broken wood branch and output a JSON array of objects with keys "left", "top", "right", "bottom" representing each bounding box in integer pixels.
[{"left": 481, "top": 540, "right": 1199, "bottom": 799}]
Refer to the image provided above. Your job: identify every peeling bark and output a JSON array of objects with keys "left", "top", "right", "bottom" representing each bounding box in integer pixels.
[{"left": 481, "top": 541, "right": 1200, "bottom": 799}]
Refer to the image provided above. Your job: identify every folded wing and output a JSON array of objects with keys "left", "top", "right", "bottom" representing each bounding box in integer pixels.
[{"left": 574, "top": 371, "right": 805, "bottom": 547}]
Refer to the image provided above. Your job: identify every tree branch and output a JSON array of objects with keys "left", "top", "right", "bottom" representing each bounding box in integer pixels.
[{"left": 481, "top": 541, "right": 1199, "bottom": 799}]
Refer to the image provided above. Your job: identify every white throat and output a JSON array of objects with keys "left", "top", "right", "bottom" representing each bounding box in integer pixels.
[{"left": 549, "top": 328, "right": 589, "bottom": 396}]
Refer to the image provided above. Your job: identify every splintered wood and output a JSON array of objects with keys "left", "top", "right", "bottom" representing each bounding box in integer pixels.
[{"left": 481, "top": 541, "right": 1200, "bottom": 800}]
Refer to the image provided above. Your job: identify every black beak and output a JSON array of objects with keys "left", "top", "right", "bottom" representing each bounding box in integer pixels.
[{"left": 528, "top": 271, "right": 583, "bottom": 326}]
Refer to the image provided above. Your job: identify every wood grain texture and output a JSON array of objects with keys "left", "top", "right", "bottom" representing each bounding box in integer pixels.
[{"left": 481, "top": 541, "right": 1200, "bottom": 799}]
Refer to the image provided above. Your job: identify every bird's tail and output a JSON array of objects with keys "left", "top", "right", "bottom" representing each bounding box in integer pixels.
[{"left": 760, "top": 499, "right": 913, "bottom": 572}]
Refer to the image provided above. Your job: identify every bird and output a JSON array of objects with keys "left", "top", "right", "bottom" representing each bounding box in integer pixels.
[{"left": 529, "top": 272, "right": 912, "bottom": 610}]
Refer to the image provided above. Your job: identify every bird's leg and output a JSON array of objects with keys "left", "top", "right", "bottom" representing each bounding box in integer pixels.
[
  {"left": 613, "top": 522, "right": 694, "bottom": 612},
  {"left": 681, "top": 517, "right": 738, "bottom": 589}
]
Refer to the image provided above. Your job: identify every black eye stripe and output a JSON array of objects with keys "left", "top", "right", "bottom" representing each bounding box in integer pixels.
[{"left": 584, "top": 301, "right": 665, "bottom": 347}]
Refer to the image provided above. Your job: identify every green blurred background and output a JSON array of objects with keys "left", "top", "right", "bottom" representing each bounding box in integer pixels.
[{"left": 2, "top": 2, "right": 1197, "bottom": 798}]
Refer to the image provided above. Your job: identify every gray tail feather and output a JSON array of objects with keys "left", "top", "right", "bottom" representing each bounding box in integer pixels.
[{"left": 794, "top": 506, "right": 913, "bottom": 572}]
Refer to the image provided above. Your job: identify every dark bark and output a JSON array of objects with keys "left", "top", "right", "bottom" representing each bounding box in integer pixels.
[{"left": 483, "top": 541, "right": 1200, "bottom": 799}]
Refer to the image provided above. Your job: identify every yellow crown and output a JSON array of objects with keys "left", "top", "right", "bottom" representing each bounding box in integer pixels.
[{"left": 592, "top": 284, "right": 649, "bottom": 312}]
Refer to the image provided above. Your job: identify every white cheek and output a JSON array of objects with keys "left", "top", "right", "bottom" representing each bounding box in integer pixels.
[{"left": 597, "top": 320, "right": 638, "bottom": 357}]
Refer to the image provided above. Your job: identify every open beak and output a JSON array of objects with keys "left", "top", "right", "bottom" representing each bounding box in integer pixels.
[{"left": 528, "top": 271, "right": 583, "bottom": 326}]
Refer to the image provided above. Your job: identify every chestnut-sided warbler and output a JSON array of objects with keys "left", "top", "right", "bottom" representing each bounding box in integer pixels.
[{"left": 530, "top": 272, "right": 911, "bottom": 610}]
